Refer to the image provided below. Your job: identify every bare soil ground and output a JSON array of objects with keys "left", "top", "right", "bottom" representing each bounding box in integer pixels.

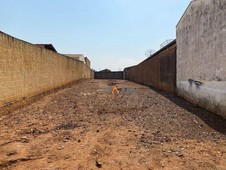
[{"left": 0, "top": 80, "right": 226, "bottom": 170}]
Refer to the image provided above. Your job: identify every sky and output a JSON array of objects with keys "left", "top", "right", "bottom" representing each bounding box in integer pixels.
[{"left": 0, "top": 0, "right": 190, "bottom": 71}]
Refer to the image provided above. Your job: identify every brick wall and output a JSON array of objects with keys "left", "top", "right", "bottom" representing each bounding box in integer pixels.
[{"left": 0, "top": 32, "right": 93, "bottom": 107}]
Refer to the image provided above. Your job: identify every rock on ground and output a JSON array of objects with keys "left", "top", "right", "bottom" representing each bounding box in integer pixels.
[{"left": 0, "top": 80, "right": 226, "bottom": 170}]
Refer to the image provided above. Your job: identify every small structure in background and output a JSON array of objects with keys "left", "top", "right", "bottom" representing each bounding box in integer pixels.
[
  {"left": 34, "top": 45, "right": 91, "bottom": 67},
  {"left": 94, "top": 69, "right": 123, "bottom": 80},
  {"left": 64, "top": 54, "right": 85, "bottom": 63},
  {"left": 99, "top": 69, "right": 111, "bottom": 72},
  {"left": 35, "top": 44, "right": 57, "bottom": 52},
  {"left": 84, "top": 57, "right": 91, "bottom": 68},
  {"left": 64, "top": 54, "right": 91, "bottom": 67}
]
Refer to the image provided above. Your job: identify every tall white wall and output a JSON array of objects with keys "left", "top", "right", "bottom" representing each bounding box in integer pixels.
[{"left": 176, "top": 0, "right": 226, "bottom": 119}]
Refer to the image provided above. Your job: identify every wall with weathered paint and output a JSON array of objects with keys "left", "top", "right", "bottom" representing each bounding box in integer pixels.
[
  {"left": 0, "top": 32, "right": 93, "bottom": 107},
  {"left": 176, "top": 0, "right": 226, "bottom": 119},
  {"left": 124, "top": 42, "right": 176, "bottom": 93}
]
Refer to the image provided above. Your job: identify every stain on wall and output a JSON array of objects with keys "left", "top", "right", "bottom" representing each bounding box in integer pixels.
[{"left": 176, "top": 0, "right": 226, "bottom": 119}]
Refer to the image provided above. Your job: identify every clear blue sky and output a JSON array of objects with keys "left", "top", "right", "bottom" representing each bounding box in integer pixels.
[{"left": 0, "top": 0, "right": 190, "bottom": 71}]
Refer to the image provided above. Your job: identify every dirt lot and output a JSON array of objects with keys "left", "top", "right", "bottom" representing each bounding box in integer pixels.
[{"left": 0, "top": 80, "right": 226, "bottom": 170}]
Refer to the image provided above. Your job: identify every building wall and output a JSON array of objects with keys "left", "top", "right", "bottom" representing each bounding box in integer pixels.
[
  {"left": 94, "top": 71, "right": 123, "bottom": 80},
  {"left": 124, "top": 42, "right": 176, "bottom": 93},
  {"left": 176, "top": 0, "right": 226, "bottom": 119},
  {"left": 0, "top": 32, "right": 93, "bottom": 107},
  {"left": 85, "top": 57, "right": 91, "bottom": 68}
]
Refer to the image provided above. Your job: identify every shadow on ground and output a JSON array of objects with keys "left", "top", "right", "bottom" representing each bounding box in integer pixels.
[{"left": 150, "top": 87, "right": 226, "bottom": 136}]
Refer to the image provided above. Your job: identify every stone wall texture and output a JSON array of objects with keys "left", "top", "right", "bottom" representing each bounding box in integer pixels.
[
  {"left": 176, "top": 0, "right": 226, "bottom": 119},
  {"left": 124, "top": 41, "right": 176, "bottom": 94},
  {"left": 0, "top": 32, "right": 93, "bottom": 107}
]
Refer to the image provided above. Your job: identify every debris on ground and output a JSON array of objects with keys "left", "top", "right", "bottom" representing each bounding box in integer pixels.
[{"left": 0, "top": 80, "right": 226, "bottom": 169}]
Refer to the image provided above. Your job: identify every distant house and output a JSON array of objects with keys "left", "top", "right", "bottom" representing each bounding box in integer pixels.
[
  {"left": 99, "top": 69, "right": 111, "bottom": 72},
  {"left": 94, "top": 69, "right": 123, "bottom": 79},
  {"left": 64, "top": 54, "right": 90, "bottom": 67},
  {"left": 35, "top": 44, "right": 57, "bottom": 52}
]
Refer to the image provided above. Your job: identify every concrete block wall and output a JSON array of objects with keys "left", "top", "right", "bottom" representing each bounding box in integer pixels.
[
  {"left": 124, "top": 41, "right": 176, "bottom": 94},
  {"left": 176, "top": 0, "right": 226, "bottom": 119},
  {"left": 94, "top": 71, "right": 123, "bottom": 80},
  {"left": 0, "top": 32, "right": 93, "bottom": 107}
]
